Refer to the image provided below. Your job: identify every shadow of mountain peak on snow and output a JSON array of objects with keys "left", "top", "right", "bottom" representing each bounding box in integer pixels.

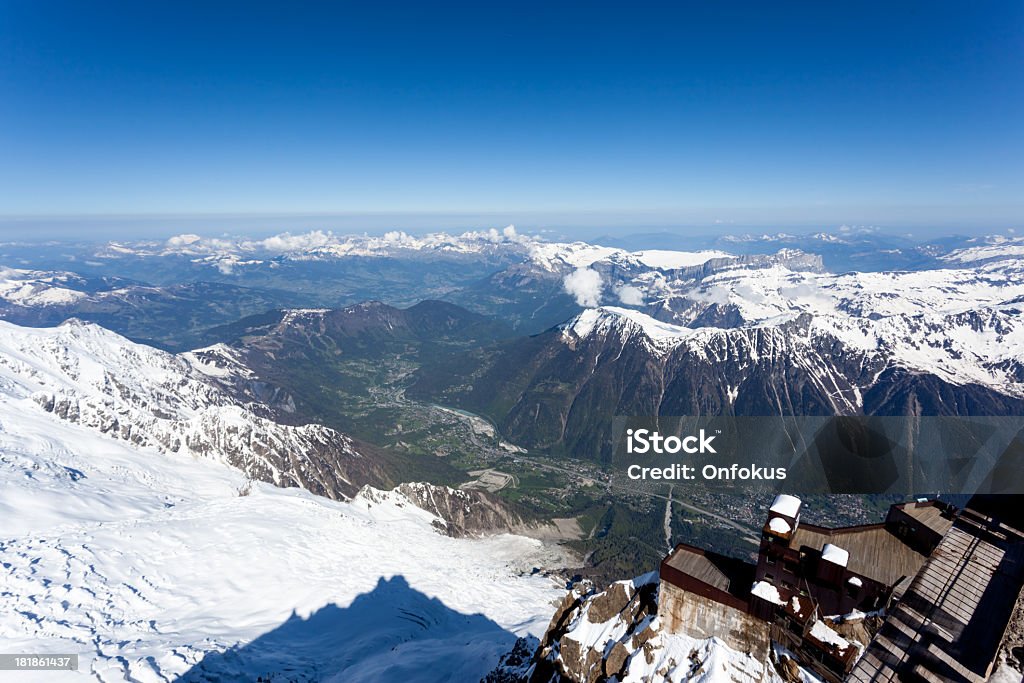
[{"left": 177, "top": 574, "right": 521, "bottom": 683}]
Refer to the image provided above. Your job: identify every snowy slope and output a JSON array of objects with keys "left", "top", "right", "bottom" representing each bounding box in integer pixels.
[
  {"left": 510, "top": 235, "right": 1024, "bottom": 401},
  {"left": 0, "top": 268, "right": 91, "bottom": 307},
  {"left": 0, "top": 319, "right": 384, "bottom": 499},
  {"left": 941, "top": 236, "right": 1024, "bottom": 264},
  {"left": 0, "top": 333, "right": 569, "bottom": 682},
  {"left": 560, "top": 254, "right": 1024, "bottom": 399},
  {"left": 564, "top": 307, "right": 700, "bottom": 355},
  {"left": 630, "top": 249, "right": 734, "bottom": 270}
]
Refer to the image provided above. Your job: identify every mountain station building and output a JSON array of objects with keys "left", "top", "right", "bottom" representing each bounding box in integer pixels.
[{"left": 658, "top": 494, "right": 1024, "bottom": 682}]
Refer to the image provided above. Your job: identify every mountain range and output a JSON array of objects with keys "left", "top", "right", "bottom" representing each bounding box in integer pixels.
[{"left": 4, "top": 229, "right": 1024, "bottom": 681}]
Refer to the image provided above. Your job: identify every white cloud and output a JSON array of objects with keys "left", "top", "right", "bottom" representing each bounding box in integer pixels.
[
  {"left": 388, "top": 230, "right": 418, "bottom": 244},
  {"left": 454, "top": 225, "right": 530, "bottom": 245},
  {"left": 734, "top": 284, "right": 767, "bottom": 304},
  {"left": 563, "top": 268, "right": 604, "bottom": 307},
  {"left": 780, "top": 282, "right": 834, "bottom": 308},
  {"left": 166, "top": 233, "right": 202, "bottom": 247},
  {"left": 687, "top": 285, "right": 732, "bottom": 306},
  {"left": 614, "top": 284, "right": 645, "bottom": 306},
  {"left": 259, "top": 230, "right": 335, "bottom": 253}
]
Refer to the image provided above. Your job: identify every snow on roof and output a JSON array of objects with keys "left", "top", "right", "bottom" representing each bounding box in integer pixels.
[
  {"left": 847, "top": 576, "right": 863, "bottom": 587},
  {"left": 751, "top": 580, "right": 786, "bottom": 605},
  {"left": 768, "top": 517, "right": 792, "bottom": 534},
  {"left": 822, "top": 543, "right": 850, "bottom": 567},
  {"left": 788, "top": 595, "right": 810, "bottom": 619},
  {"left": 810, "top": 620, "right": 852, "bottom": 652},
  {"left": 769, "top": 494, "right": 802, "bottom": 518}
]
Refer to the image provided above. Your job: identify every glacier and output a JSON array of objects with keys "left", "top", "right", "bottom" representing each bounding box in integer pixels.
[{"left": 0, "top": 319, "right": 569, "bottom": 682}]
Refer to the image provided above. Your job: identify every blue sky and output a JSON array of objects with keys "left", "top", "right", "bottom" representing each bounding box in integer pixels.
[{"left": 1, "top": 1, "right": 1022, "bottom": 237}]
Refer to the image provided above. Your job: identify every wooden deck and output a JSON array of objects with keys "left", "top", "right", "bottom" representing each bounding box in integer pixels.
[
  {"left": 902, "top": 502, "right": 955, "bottom": 537},
  {"left": 848, "top": 510, "right": 1024, "bottom": 682},
  {"left": 791, "top": 525, "right": 930, "bottom": 589}
]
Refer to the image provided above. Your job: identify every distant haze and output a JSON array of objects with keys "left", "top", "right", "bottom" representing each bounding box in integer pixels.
[{"left": 0, "top": 209, "right": 1018, "bottom": 244}]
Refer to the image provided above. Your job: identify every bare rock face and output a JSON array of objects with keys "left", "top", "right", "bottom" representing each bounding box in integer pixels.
[
  {"left": 356, "top": 482, "right": 527, "bottom": 538},
  {"left": 585, "top": 582, "right": 632, "bottom": 625},
  {"left": 393, "top": 482, "right": 525, "bottom": 537},
  {"left": 778, "top": 655, "right": 802, "bottom": 682},
  {"left": 528, "top": 573, "right": 659, "bottom": 683},
  {"left": 483, "top": 637, "right": 541, "bottom": 683}
]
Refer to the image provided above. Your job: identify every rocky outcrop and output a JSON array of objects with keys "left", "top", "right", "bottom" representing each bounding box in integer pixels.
[
  {"left": 356, "top": 483, "right": 529, "bottom": 538},
  {"left": 392, "top": 482, "right": 526, "bottom": 537},
  {"left": 483, "top": 637, "right": 541, "bottom": 683},
  {"left": 529, "top": 574, "right": 659, "bottom": 683},
  {"left": 486, "top": 572, "right": 789, "bottom": 682}
]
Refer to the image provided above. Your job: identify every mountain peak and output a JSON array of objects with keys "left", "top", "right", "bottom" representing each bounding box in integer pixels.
[
  {"left": 562, "top": 306, "right": 694, "bottom": 353},
  {"left": 564, "top": 306, "right": 681, "bottom": 337}
]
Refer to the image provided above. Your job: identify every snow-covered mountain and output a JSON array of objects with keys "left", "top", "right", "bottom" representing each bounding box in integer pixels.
[
  {"left": 942, "top": 235, "right": 1024, "bottom": 265},
  {"left": 421, "top": 299, "right": 1024, "bottom": 461},
  {"left": 0, "top": 320, "right": 571, "bottom": 681},
  {"left": 14, "top": 229, "right": 1023, "bottom": 340},
  {"left": 0, "top": 266, "right": 305, "bottom": 350},
  {"left": 87, "top": 227, "right": 934, "bottom": 272},
  {"left": 561, "top": 285, "right": 1024, "bottom": 400},
  {"left": 0, "top": 267, "right": 96, "bottom": 307},
  {"left": 520, "top": 234, "right": 1024, "bottom": 407},
  {"left": 6, "top": 231, "right": 1024, "bottom": 680},
  {"left": 564, "top": 234, "right": 1024, "bottom": 398},
  {"left": 91, "top": 227, "right": 536, "bottom": 271},
  {"left": 412, "top": 246, "right": 1024, "bottom": 462},
  {"left": 0, "top": 318, "right": 393, "bottom": 498}
]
